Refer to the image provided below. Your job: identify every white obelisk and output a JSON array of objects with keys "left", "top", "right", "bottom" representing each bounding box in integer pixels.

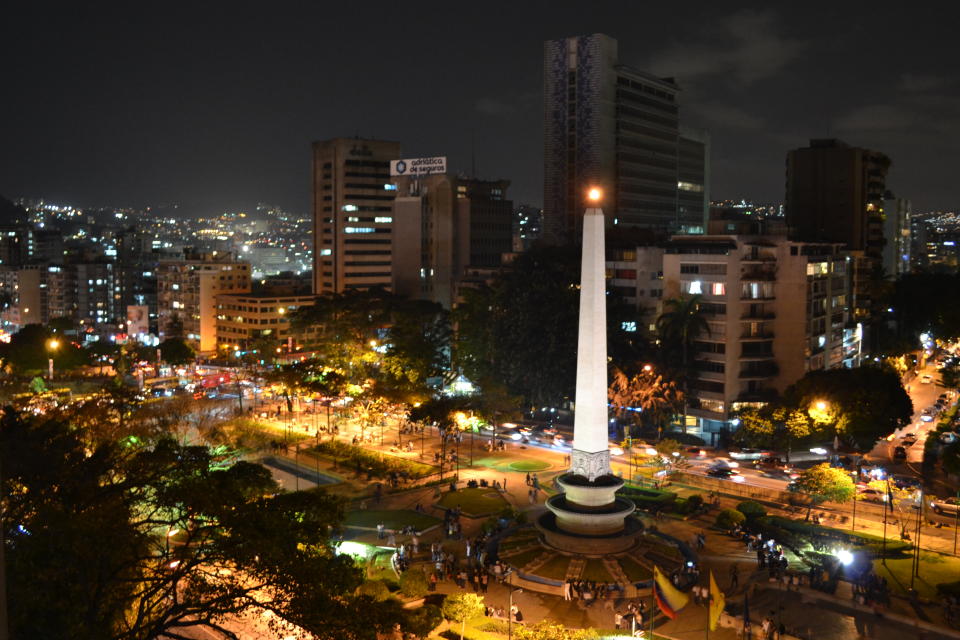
[{"left": 570, "top": 189, "right": 611, "bottom": 481}]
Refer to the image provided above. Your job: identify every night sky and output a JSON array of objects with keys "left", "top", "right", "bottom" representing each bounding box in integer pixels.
[{"left": 2, "top": 2, "right": 958, "bottom": 216}]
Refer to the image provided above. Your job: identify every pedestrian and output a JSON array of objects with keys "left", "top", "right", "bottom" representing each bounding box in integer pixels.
[
  {"left": 615, "top": 610, "right": 623, "bottom": 630},
  {"left": 563, "top": 580, "right": 572, "bottom": 601},
  {"left": 377, "top": 522, "right": 385, "bottom": 539},
  {"left": 503, "top": 477, "right": 507, "bottom": 491},
  {"left": 526, "top": 472, "right": 531, "bottom": 486},
  {"left": 730, "top": 564, "right": 739, "bottom": 590},
  {"left": 481, "top": 572, "right": 489, "bottom": 593}
]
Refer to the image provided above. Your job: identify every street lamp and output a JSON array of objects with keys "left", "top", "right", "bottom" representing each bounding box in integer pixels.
[
  {"left": 587, "top": 187, "right": 602, "bottom": 203},
  {"left": 46, "top": 338, "right": 60, "bottom": 380},
  {"left": 504, "top": 570, "right": 523, "bottom": 640}
]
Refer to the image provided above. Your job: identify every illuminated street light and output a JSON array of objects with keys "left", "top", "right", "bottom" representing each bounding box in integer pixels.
[
  {"left": 47, "top": 338, "right": 61, "bottom": 380},
  {"left": 587, "top": 187, "right": 602, "bottom": 203},
  {"left": 835, "top": 548, "right": 853, "bottom": 566}
]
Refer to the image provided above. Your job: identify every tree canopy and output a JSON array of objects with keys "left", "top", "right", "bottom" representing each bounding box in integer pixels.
[
  {"left": 0, "top": 409, "right": 411, "bottom": 639},
  {"left": 453, "top": 244, "right": 644, "bottom": 408},
  {"left": 782, "top": 366, "right": 912, "bottom": 449},
  {"left": 791, "top": 463, "right": 855, "bottom": 507}
]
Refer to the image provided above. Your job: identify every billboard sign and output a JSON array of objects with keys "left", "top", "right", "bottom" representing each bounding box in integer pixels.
[
  {"left": 390, "top": 156, "right": 447, "bottom": 177},
  {"left": 126, "top": 305, "right": 149, "bottom": 337}
]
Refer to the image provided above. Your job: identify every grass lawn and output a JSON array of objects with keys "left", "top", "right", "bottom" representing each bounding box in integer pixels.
[
  {"left": 536, "top": 554, "right": 572, "bottom": 580},
  {"left": 500, "top": 547, "right": 544, "bottom": 569},
  {"left": 618, "top": 556, "right": 653, "bottom": 581},
  {"left": 437, "top": 487, "right": 508, "bottom": 516},
  {"left": 873, "top": 551, "right": 960, "bottom": 599},
  {"left": 581, "top": 558, "right": 613, "bottom": 582},
  {"left": 643, "top": 537, "right": 682, "bottom": 561},
  {"left": 508, "top": 460, "right": 551, "bottom": 472},
  {"left": 343, "top": 509, "right": 440, "bottom": 531}
]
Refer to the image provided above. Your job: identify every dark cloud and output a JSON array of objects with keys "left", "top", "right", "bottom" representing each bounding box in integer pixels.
[{"left": 648, "top": 9, "right": 805, "bottom": 85}]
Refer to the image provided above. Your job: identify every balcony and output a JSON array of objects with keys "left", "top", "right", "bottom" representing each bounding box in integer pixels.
[
  {"left": 741, "top": 331, "right": 775, "bottom": 340},
  {"left": 741, "top": 309, "right": 775, "bottom": 320},
  {"left": 741, "top": 267, "right": 776, "bottom": 281},
  {"left": 739, "top": 350, "right": 775, "bottom": 362},
  {"left": 734, "top": 389, "right": 780, "bottom": 403},
  {"left": 739, "top": 362, "right": 779, "bottom": 379}
]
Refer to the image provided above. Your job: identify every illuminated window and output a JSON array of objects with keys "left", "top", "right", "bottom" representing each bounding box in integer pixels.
[
  {"left": 711, "top": 282, "right": 725, "bottom": 296},
  {"left": 344, "top": 227, "right": 375, "bottom": 234},
  {"left": 342, "top": 204, "right": 358, "bottom": 212},
  {"left": 374, "top": 216, "right": 393, "bottom": 223},
  {"left": 320, "top": 249, "right": 332, "bottom": 256}
]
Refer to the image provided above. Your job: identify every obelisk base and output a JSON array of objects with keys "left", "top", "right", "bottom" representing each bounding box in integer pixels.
[{"left": 569, "top": 448, "right": 612, "bottom": 481}]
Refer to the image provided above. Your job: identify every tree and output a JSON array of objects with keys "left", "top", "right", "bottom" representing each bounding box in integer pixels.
[
  {"left": 399, "top": 568, "right": 429, "bottom": 598},
  {"left": 516, "top": 621, "right": 601, "bottom": 640},
  {"left": 441, "top": 592, "right": 486, "bottom": 640},
  {"left": 716, "top": 508, "right": 746, "bottom": 531},
  {"left": 784, "top": 367, "right": 913, "bottom": 449},
  {"left": 0, "top": 323, "right": 87, "bottom": 374},
  {"left": 655, "top": 295, "right": 710, "bottom": 431},
  {"left": 405, "top": 604, "right": 443, "bottom": 639},
  {"left": 1, "top": 410, "right": 406, "bottom": 639},
  {"left": 159, "top": 337, "right": 195, "bottom": 366},
  {"left": 791, "top": 463, "right": 855, "bottom": 520},
  {"left": 940, "top": 362, "right": 960, "bottom": 392},
  {"left": 608, "top": 365, "right": 683, "bottom": 440}
]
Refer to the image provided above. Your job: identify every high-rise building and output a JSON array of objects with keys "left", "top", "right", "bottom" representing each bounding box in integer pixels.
[
  {"left": 215, "top": 291, "right": 316, "bottom": 354},
  {"left": 312, "top": 137, "right": 401, "bottom": 294},
  {"left": 157, "top": 251, "right": 250, "bottom": 352},
  {"left": 785, "top": 139, "right": 890, "bottom": 325},
  {"left": 543, "top": 33, "right": 709, "bottom": 243},
  {"left": 882, "top": 195, "right": 911, "bottom": 278},
  {"left": 391, "top": 175, "right": 513, "bottom": 309}
]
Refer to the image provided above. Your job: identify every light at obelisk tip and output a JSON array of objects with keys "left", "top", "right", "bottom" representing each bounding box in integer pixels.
[{"left": 587, "top": 187, "right": 602, "bottom": 203}]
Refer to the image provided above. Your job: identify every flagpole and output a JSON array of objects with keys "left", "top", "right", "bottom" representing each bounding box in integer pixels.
[
  {"left": 705, "top": 585, "right": 710, "bottom": 640},
  {"left": 882, "top": 481, "right": 888, "bottom": 567}
]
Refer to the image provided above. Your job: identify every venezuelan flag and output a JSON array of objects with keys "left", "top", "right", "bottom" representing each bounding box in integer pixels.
[{"left": 653, "top": 565, "right": 689, "bottom": 620}]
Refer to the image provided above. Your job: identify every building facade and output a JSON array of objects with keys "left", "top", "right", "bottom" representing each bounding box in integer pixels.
[
  {"left": 215, "top": 292, "right": 316, "bottom": 354},
  {"left": 543, "top": 33, "right": 709, "bottom": 243},
  {"left": 312, "top": 137, "right": 401, "bottom": 295},
  {"left": 882, "top": 196, "right": 911, "bottom": 278},
  {"left": 785, "top": 139, "right": 891, "bottom": 325},
  {"left": 157, "top": 252, "right": 250, "bottom": 352},
  {"left": 391, "top": 175, "right": 514, "bottom": 309},
  {"left": 656, "top": 231, "right": 858, "bottom": 442}
]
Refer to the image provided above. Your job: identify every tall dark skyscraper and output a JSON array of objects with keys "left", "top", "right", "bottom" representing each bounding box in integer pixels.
[
  {"left": 542, "top": 33, "right": 709, "bottom": 243},
  {"left": 785, "top": 138, "right": 891, "bottom": 325}
]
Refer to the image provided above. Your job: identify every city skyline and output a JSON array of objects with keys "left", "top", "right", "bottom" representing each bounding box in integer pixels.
[{"left": 2, "top": 3, "right": 959, "bottom": 217}]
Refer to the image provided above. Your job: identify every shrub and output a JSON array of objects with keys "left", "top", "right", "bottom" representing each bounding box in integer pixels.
[
  {"left": 686, "top": 494, "right": 704, "bottom": 510},
  {"left": 716, "top": 508, "right": 746, "bottom": 530},
  {"left": 399, "top": 568, "right": 429, "bottom": 599},
  {"left": 312, "top": 440, "right": 434, "bottom": 479},
  {"left": 357, "top": 579, "right": 391, "bottom": 601},
  {"left": 736, "top": 500, "right": 767, "bottom": 520},
  {"left": 406, "top": 604, "right": 443, "bottom": 639}
]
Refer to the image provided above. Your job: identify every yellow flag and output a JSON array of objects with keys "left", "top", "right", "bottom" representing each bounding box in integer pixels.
[{"left": 709, "top": 570, "right": 725, "bottom": 631}]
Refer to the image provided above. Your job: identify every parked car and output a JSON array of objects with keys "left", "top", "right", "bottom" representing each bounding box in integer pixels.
[
  {"left": 893, "top": 446, "right": 908, "bottom": 460},
  {"left": 921, "top": 374, "right": 933, "bottom": 384},
  {"left": 931, "top": 497, "right": 960, "bottom": 515},
  {"left": 857, "top": 487, "right": 886, "bottom": 504},
  {"left": 891, "top": 474, "right": 921, "bottom": 490}
]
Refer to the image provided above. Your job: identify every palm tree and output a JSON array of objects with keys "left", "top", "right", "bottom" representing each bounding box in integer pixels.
[{"left": 655, "top": 294, "right": 710, "bottom": 432}]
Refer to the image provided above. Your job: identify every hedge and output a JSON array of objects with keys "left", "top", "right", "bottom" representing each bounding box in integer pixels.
[
  {"left": 716, "top": 508, "right": 746, "bottom": 530},
  {"left": 757, "top": 516, "right": 913, "bottom": 556},
  {"left": 619, "top": 486, "right": 677, "bottom": 510},
  {"left": 737, "top": 500, "right": 767, "bottom": 520}
]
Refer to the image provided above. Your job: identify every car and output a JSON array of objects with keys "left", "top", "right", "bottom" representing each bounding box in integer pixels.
[
  {"left": 552, "top": 434, "right": 566, "bottom": 447},
  {"left": 920, "top": 410, "right": 934, "bottom": 422},
  {"left": 893, "top": 446, "right": 908, "bottom": 460},
  {"left": 857, "top": 488, "right": 886, "bottom": 504},
  {"left": 931, "top": 497, "right": 960, "bottom": 515},
  {"left": 921, "top": 374, "right": 933, "bottom": 384},
  {"left": 707, "top": 467, "right": 739, "bottom": 479},
  {"left": 891, "top": 474, "right": 922, "bottom": 490},
  {"left": 729, "top": 448, "right": 765, "bottom": 461},
  {"left": 900, "top": 432, "right": 918, "bottom": 443},
  {"left": 609, "top": 444, "right": 624, "bottom": 456},
  {"left": 685, "top": 446, "right": 707, "bottom": 457}
]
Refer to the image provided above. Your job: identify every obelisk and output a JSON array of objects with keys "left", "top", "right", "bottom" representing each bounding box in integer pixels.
[{"left": 569, "top": 189, "right": 611, "bottom": 481}]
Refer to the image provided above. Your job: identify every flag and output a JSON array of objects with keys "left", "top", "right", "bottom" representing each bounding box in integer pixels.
[
  {"left": 709, "top": 571, "right": 725, "bottom": 631},
  {"left": 653, "top": 565, "right": 689, "bottom": 620}
]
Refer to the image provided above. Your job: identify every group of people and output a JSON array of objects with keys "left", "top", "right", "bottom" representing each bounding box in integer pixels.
[
  {"left": 851, "top": 571, "right": 890, "bottom": 608},
  {"left": 613, "top": 601, "right": 649, "bottom": 631},
  {"left": 561, "top": 580, "right": 625, "bottom": 606}
]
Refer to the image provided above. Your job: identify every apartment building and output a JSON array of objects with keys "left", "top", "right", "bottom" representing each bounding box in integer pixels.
[
  {"left": 215, "top": 292, "right": 316, "bottom": 354},
  {"left": 658, "top": 230, "right": 859, "bottom": 442},
  {"left": 157, "top": 251, "right": 250, "bottom": 352}
]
